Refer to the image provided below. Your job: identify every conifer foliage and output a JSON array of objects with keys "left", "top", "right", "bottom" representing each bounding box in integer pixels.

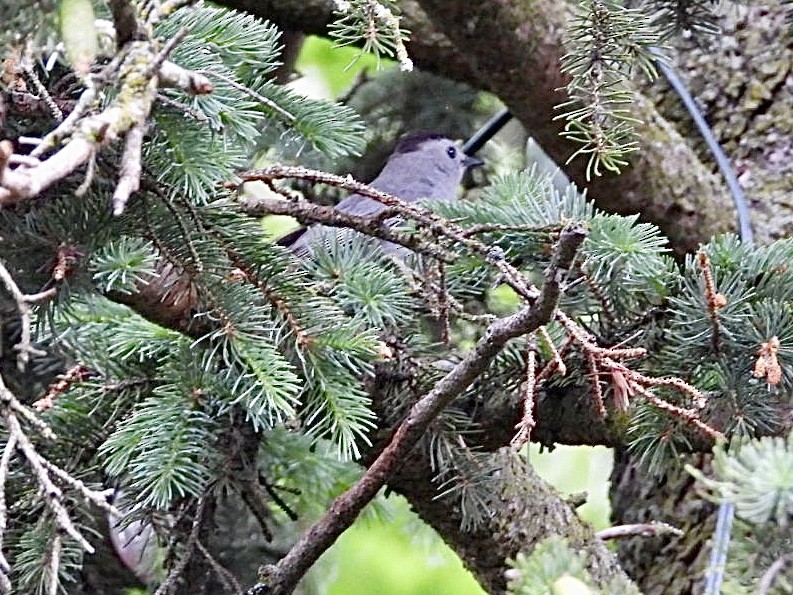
[{"left": 0, "top": 1, "right": 791, "bottom": 594}]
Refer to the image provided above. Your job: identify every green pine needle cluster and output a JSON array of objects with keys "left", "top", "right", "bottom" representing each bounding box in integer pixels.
[
  {"left": 558, "top": 0, "right": 661, "bottom": 179},
  {"left": 689, "top": 435, "right": 793, "bottom": 593},
  {"left": 506, "top": 536, "right": 598, "bottom": 595},
  {"left": 329, "top": 0, "right": 411, "bottom": 70},
  {"left": 689, "top": 435, "right": 793, "bottom": 526}
]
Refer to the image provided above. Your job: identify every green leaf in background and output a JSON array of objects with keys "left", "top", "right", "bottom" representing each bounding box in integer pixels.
[{"left": 58, "top": 0, "right": 97, "bottom": 74}]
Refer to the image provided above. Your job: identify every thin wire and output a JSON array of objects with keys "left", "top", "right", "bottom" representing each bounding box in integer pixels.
[
  {"left": 703, "top": 501, "right": 735, "bottom": 595},
  {"left": 462, "top": 108, "right": 513, "bottom": 156},
  {"left": 651, "top": 47, "right": 753, "bottom": 245}
]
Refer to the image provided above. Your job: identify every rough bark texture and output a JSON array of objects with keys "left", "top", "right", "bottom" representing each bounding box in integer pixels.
[
  {"left": 610, "top": 450, "right": 716, "bottom": 595},
  {"left": 646, "top": 4, "right": 793, "bottom": 246},
  {"left": 389, "top": 448, "right": 632, "bottom": 593}
]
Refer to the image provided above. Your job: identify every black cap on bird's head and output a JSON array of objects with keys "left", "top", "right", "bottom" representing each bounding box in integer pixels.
[{"left": 392, "top": 132, "right": 484, "bottom": 169}]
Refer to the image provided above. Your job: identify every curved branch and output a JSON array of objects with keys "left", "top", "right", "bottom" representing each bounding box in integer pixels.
[{"left": 248, "top": 223, "right": 592, "bottom": 594}]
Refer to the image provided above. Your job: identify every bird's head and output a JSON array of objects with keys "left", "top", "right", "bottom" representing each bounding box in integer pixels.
[{"left": 386, "top": 132, "right": 483, "bottom": 188}]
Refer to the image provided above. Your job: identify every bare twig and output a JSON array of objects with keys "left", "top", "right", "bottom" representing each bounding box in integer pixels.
[
  {"left": 199, "top": 69, "right": 294, "bottom": 121},
  {"left": 245, "top": 223, "right": 588, "bottom": 595},
  {"left": 758, "top": 553, "right": 793, "bottom": 595},
  {"left": 437, "top": 262, "right": 450, "bottom": 344},
  {"left": 554, "top": 308, "right": 718, "bottom": 438},
  {"left": 630, "top": 382, "right": 725, "bottom": 441},
  {"left": 153, "top": 497, "right": 207, "bottom": 595},
  {"left": 38, "top": 458, "right": 121, "bottom": 518},
  {"left": 698, "top": 251, "right": 725, "bottom": 353},
  {"left": 149, "top": 28, "right": 188, "bottom": 77},
  {"left": 33, "top": 364, "right": 93, "bottom": 412},
  {"left": 22, "top": 63, "right": 63, "bottom": 122},
  {"left": 2, "top": 408, "right": 93, "bottom": 552},
  {"left": 511, "top": 338, "right": 537, "bottom": 449},
  {"left": 74, "top": 150, "right": 97, "bottom": 197},
  {"left": 0, "top": 375, "right": 56, "bottom": 440},
  {"left": 0, "top": 15, "right": 197, "bottom": 207},
  {"left": 46, "top": 533, "right": 61, "bottom": 595},
  {"left": 196, "top": 540, "right": 243, "bottom": 593},
  {"left": 0, "top": 260, "right": 55, "bottom": 370},
  {"left": 159, "top": 61, "right": 214, "bottom": 94},
  {"left": 239, "top": 194, "right": 455, "bottom": 261},
  {"left": 112, "top": 123, "right": 146, "bottom": 215},
  {"left": 536, "top": 336, "right": 574, "bottom": 384},
  {"left": 30, "top": 79, "right": 98, "bottom": 159},
  {"left": 239, "top": 165, "right": 541, "bottom": 301},
  {"left": 596, "top": 522, "right": 683, "bottom": 541},
  {"left": 0, "top": 434, "right": 16, "bottom": 577},
  {"left": 155, "top": 92, "right": 209, "bottom": 120}
]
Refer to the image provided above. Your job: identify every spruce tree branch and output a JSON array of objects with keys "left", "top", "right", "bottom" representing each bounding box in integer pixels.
[
  {"left": 596, "top": 522, "right": 683, "bottom": 541},
  {"left": 46, "top": 533, "right": 62, "bottom": 595},
  {"left": 0, "top": 434, "right": 15, "bottom": 579},
  {"left": 0, "top": 372, "right": 56, "bottom": 442},
  {"left": 198, "top": 69, "right": 293, "bottom": 121},
  {"left": 0, "top": 7, "right": 204, "bottom": 207},
  {"left": 239, "top": 165, "right": 539, "bottom": 300},
  {"left": 154, "top": 497, "right": 207, "bottom": 595},
  {"left": 1, "top": 397, "right": 94, "bottom": 554},
  {"left": 246, "top": 223, "right": 587, "bottom": 595},
  {"left": 196, "top": 539, "right": 243, "bottom": 593},
  {"left": 158, "top": 61, "right": 214, "bottom": 94},
  {"left": 758, "top": 553, "right": 793, "bottom": 595},
  {"left": 38, "top": 458, "right": 122, "bottom": 519},
  {"left": 112, "top": 123, "right": 146, "bottom": 215},
  {"left": 388, "top": 448, "right": 635, "bottom": 592},
  {"left": 0, "top": 260, "right": 55, "bottom": 370}
]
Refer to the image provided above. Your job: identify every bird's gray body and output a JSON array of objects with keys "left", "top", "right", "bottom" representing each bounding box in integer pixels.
[{"left": 287, "top": 134, "right": 481, "bottom": 254}]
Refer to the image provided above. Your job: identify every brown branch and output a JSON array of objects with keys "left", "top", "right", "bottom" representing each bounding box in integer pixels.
[
  {"left": 0, "top": 261, "right": 55, "bottom": 370},
  {"left": 511, "top": 337, "right": 537, "bottom": 449},
  {"left": 196, "top": 539, "right": 243, "bottom": 593},
  {"left": 112, "top": 123, "right": 146, "bottom": 215},
  {"left": 239, "top": 193, "right": 454, "bottom": 261},
  {"left": 246, "top": 222, "right": 587, "bottom": 594},
  {"left": 698, "top": 251, "right": 725, "bottom": 353},
  {"left": 0, "top": 11, "right": 205, "bottom": 208},
  {"left": 0, "top": 433, "right": 15, "bottom": 582},
  {"left": 758, "top": 553, "right": 793, "bottom": 595},
  {"left": 1, "top": 397, "right": 94, "bottom": 553}
]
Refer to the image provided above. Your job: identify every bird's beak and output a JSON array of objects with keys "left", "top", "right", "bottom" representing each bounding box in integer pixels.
[{"left": 462, "top": 154, "right": 484, "bottom": 169}]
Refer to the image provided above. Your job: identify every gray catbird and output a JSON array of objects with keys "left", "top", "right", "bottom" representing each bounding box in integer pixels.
[{"left": 282, "top": 133, "right": 483, "bottom": 254}]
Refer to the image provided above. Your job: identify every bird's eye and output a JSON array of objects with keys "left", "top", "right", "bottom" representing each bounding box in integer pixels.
[{"left": 446, "top": 146, "right": 457, "bottom": 159}]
